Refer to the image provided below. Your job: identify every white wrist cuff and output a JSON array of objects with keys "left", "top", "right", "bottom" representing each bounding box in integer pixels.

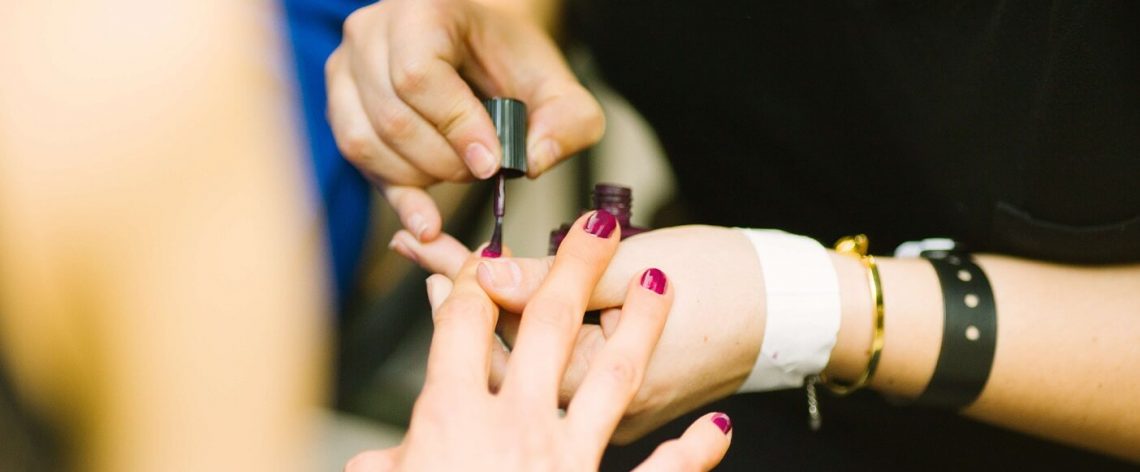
[{"left": 735, "top": 229, "right": 842, "bottom": 392}]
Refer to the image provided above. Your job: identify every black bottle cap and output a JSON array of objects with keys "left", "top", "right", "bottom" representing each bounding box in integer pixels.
[{"left": 483, "top": 97, "right": 527, "bottom": 178}]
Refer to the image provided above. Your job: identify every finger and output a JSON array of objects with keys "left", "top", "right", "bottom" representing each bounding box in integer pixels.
[
  {"left": 631, "top": 412, "right": 733, "bottom": 472},
  {"left": 423, "top": 257, "right": 499, "bottom": 390},
  {"left": 326, "top": 49, "right": 437, "bottom": 189},
  {"left": 500, "top": 210, "right": 620, "bottom": 404},
  {"left": 380, "top": 185, "right": 442, "bottom": 242},
  {"left": 598, "top": 307, "right": 621, "bottom": 339},
  {"left": 567, "top": 268, "right": 671, "bottom": 451},
  {"left": 387, "top": 5, "right": 501, "bottom": 180},
  {"left": 389, "top": 230, "right": 469, "bottom": 277},
  {"left": 344, "top": 447, "right": 401, "bottom": 471},
  {"left": 349, "top": 41, "right": 475, "bottom": 183},
  {"left": 488, "top": 333, "right": 510, "bottom": 393},
  {"left": 476, "top": 257, "right": 552, "bottom": 313},
  {"left": 524, "top": 79, "right": 605, "bottom": 177},
  {"left": 425, "top": 274, "right": 453, "bottom": 312},
  {"left": 477, "top": 253, "right": 634, "bottom": 314}
]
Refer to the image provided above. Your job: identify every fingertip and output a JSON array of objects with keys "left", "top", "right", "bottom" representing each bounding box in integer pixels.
[
  {"left": 638, "top": 268, "right": 667, "bottom": 295},
  {"left": 581, "top": 209, "right": 620, "bottom": 240},
  {"left": 463, "top": 142, "right": 500, "bottom": 180},
  {"left": 525, "top": 138, "right": 561, "bottom": 177},
  {"left": 426, "top": 274, "right": 453, "bottom": 312},
  {"left": 710, "top": 412, "right": 733, "bottom": 436},
  {"left": 389, "top": 230, "right": 419, "bottom": 264},
  {"left": 385, "top": 186, "right": 442, "bottom": 241}
]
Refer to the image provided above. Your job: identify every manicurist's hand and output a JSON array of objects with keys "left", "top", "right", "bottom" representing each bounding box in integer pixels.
[
  {"left": 346, "top": 213, "right": 732, "bottom": 471},
  {"left": 326, "top": 0, "right": 604, "bottom": 241},
  {"left": 394, "top": 224, "right": 765, "bottom": 443}
]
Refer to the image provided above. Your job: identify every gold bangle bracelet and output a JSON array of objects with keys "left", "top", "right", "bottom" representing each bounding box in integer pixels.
[{"left": 817, "top": 234, "right": 885, "bottom": 395}]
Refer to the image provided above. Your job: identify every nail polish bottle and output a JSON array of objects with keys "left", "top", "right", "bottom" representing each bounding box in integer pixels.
[
  {"left": 548, "top": 183, "right": 649, "bottom": 255},
  {"left": 482, "top": 97, "right": 527, "bottom": 258}
]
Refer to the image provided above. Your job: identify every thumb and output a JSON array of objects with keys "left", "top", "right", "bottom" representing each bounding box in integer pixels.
[{"left": 525, "top": 80, "right": 605, "bottom": 178}]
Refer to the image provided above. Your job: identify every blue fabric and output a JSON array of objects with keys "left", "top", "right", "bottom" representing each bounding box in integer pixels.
[{"left": 282, "top": 0, "right": 375, "bottom": 307}]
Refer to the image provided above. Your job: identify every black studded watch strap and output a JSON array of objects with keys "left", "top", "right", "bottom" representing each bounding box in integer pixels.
[{"left": 915, "top": 252, "right": 998, "bottom": 409}]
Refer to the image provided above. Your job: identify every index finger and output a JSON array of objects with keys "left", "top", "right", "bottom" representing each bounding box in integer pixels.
[
  {"left": 500, "top": 210, "right": 621, "bottom": 403},
  {"left": 423, "top": 255, "right": 499, "bottom": 390},
  {"left": 387, "top": 3, "right": 501, "bottom": 179}
]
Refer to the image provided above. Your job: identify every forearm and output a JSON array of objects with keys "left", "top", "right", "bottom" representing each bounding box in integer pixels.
[{"left": 824, "top": 252, "right": 1140, "bottom": 461}]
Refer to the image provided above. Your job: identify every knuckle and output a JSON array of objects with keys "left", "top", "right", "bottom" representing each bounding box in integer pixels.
[
  {"left": 437, "top": 99, "right": 473, "bottom": 138},
  {"left": 582, "top": 98, "right": 606, "bottom": 144},
  {"left": 341, "top": 5, "right": 378, "bottom": 44},
  {"left": 324, "top": 48, "right": 342, "bottom": 80},
  {"left": 390, "top": 57, "right": 431, "bottom": 96},
  {"left": 335, "top": 127, "right": 375, "bottom": 164},
  {"left": 376, "top": 104, "right": 418, "bottom": 140},
  {"left": 410, "top": 390, "right": 449, "bottom": 426},
  {"left": 599, "top": 354, "right": 641, "bottom": 391},
  {"left": 524, "top": 296, "right": 579, "bottom": 332},
  {"left": 439, "top": 296, "right": 493, "bottom": 326}
]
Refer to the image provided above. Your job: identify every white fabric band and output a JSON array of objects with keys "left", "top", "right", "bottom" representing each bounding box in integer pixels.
[{"left": 735, "top": 229, "right": 842, "bottom": 392}]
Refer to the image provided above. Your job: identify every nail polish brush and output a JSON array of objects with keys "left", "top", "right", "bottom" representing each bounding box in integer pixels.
[{"left": 481, "top": 97, "right": 528, "bottom": 258}]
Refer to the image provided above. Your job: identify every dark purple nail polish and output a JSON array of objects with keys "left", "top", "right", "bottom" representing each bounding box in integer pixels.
[
  {"left": 582, "top": 210, "right": 617, "bottom": 238},
  {"left": 711, "top": 412, "right": 732, "bottom": 434},
  {"left": 640, "top": 268, "right": 667, "bottom": 294},
  {"left": 481, "top": 246, "right": 501, "bottom": 258}
]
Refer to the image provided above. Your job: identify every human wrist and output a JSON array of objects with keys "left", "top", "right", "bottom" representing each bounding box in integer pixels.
[
  {"left": 734, "top": 229, "right": 841, "bottom": 392},
  {"left": 825, "top": 254, "right": 943, "bottom": 397},
  {"left": 822, "top": 251, "right": 873, "bottom": 383}
]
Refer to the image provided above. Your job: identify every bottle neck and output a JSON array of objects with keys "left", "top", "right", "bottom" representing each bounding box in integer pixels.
[{"left": 592, "top": 184, "right": 633, "bottom": 227}]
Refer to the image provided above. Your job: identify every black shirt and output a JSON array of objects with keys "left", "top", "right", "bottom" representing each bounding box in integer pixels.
[{"left": 569, "top": 0, "right": 1140, "bottom": 469}]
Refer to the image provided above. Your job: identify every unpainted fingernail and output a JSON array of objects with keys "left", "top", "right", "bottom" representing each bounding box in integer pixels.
[
  {"left": 711, "top": 412, "right": 732, "bottom": 435},
  {"left": 408, "top": 213, "right": 428, "bottom": 240},
  {"left": 477, "top": 259, "right": 520, "bottom": 289},
  {"left": 388, "top": 236, "right": 419, "bottom": 264},
  {"left": 529, "top": 138, "right": 560, "bottom": 174},
  {"left": 640, "top": 268, "right": 667, "bottom": 295},
  {"left": 464, "top": 142, "right": 498, "bottom": 179},
  {"left": 582, "top": 209, "right": 617, "bottom": 238}
]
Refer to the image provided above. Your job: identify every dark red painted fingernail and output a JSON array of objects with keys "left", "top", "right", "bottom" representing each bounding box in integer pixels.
[
  {"left": 711, "top": 412, "right": 732, "bottom": 434},
  {"left": 640, "top": 268, "right": 667, "bottom": 294},
  {"left": 582, "top": 210, "right": 617, "bottom": 238}
]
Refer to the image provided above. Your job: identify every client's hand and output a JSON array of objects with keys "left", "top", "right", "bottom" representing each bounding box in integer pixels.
[
  {"left": 347, "top": 213, "right": 733, "bottom": 472},
  {"left": 388, "top": 224, "right": 764, "bottom": 444}
]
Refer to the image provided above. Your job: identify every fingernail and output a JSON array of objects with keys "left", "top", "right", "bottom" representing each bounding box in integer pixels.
[
  {"left": 477, "top": 260, "right": 520, "bottom": 289},
  {"left": 639, "top": 268, "right": 667, "bottom": 294},
  {"left": 388, "top": 234, "right": 419, "bottom": 264},
  {"left": 464, "top": 142, "right": 498, "bottom": 179},
  {"left": 529, "top": 138, "right": 560, "bottom": 174},
  {"left": 711, "top": 412, "right": 732, "bottom": 435},
  {"left": 408, "top": 213, "right": 428, "bottom": 240},
  {"left": 582, "top": 209, "right": 617, "bottom": 238}
]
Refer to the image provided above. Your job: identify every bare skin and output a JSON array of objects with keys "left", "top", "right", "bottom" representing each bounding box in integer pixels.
[
  {"left": 396, "top": 226, "right": 1140, "bottom": 462},
  {"left": 0, "top": 2, "right": 327, "bottom": 470},
  {"left": 346, "top": 213, "right": 732, "bottom": 471}
]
